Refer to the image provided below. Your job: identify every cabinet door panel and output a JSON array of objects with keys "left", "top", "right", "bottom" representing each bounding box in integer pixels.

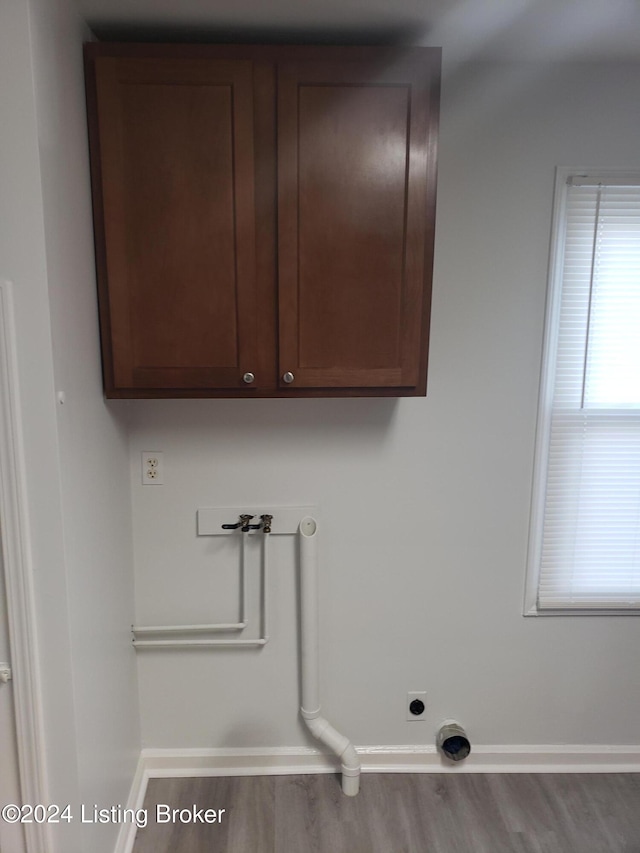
[
  {"left": 92, "top": 58, "right": 258, "bottom": 392},
  {"left": 277, "top": 54, "right": 438, "bottom": 392}
]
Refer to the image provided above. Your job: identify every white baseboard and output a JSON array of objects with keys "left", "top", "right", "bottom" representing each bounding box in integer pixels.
[
  {"left": 356, "top": 743, "right": 640, "bottom": 773},
  {"left": 141, "top": 743, "right": 640, "bottom": 777},
  {"left": 114, "top": 744, "right": 640, "bottom": 853},
  {"left": 113, "top": 753, "right": 149, "bottom": 853}
]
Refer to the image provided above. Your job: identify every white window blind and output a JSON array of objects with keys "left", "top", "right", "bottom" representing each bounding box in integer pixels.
[{"left": 529, "top": 171, "right": 640, "bottom": 612}]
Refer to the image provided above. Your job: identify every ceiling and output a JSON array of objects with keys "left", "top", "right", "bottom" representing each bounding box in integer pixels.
[{"left": 79, "top": 0, "right": 640, "bottom": 62}]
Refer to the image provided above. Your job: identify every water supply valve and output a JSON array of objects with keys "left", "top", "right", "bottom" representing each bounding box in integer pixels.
[{"left": 222, "top": 514, "right": 261, "bottom": 532}]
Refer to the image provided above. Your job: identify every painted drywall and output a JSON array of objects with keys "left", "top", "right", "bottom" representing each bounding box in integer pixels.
[
  {"left": 130, "top": 60, "right": 640, "bottom": 751},
  {"left": 26, "top": 0, "right": 141, "bottom": 850},
  {"left": 1, "top": 1, "right": 140, "bottom": 851}
]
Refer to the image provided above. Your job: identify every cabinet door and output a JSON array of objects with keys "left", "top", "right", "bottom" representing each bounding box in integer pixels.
[
  {"left": 277, "top": 51, "right": 439, "bottom": 393},
  {"left": 89, "top": 57, "right": 259, "bottom": 394}
]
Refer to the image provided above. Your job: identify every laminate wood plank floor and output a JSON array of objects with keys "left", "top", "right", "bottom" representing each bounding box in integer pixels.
[{"left": 133, "top": 773, "right": 640, "bottom": 853}]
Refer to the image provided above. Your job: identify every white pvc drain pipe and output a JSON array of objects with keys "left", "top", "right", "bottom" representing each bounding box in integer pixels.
[{"left": 299, "top": 517, "right": 361, "bottom": 796}]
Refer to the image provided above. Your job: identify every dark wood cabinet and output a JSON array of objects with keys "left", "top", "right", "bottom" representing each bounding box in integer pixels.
[{"left": 84, "top": 44, "right": 440, "bottom": 398}]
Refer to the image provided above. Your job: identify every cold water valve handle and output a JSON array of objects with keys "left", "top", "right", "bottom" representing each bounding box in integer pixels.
[
  {"left": 222, "top": 514, "right": 258, "bottom": 532},
  {"left": 222, "top": 513, "right": 271, "bottom": 532}
]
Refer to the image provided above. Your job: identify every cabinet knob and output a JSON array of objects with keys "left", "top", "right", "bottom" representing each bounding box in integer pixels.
[
  {"left": 242, "top": 372, "right": 255, "bottom": 384},
  {"left": 282, "top": 371, "right": 295, "bottom": 384}
]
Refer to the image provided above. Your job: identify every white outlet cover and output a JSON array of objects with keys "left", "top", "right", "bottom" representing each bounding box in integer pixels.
[{"left": 141, "top": 451, "right": 164, "bottom": 485}]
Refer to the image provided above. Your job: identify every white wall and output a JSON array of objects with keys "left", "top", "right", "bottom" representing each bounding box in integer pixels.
[
  {"left": 1, "top": 2, "right": 140, "bottom": 851},
  {"left": 130, "top": 60, "right": 640, "bottom": 750}
]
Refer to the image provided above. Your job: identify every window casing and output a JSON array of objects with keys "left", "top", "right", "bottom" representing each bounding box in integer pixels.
[{"left": 525, "top": 169, "right": 640, "bottom": 614}]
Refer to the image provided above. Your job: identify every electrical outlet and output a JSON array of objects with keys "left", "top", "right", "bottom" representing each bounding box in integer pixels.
[
  {"left": 142, "top": 451, "right": 164, "bottom": 485},
  {"left": 407, "top": 691, "right": 427, "bottom": 721}
]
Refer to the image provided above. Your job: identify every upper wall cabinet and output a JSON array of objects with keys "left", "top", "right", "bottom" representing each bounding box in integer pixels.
[{"left": 84, "top": 44, "right": 441, "bottom": 398}]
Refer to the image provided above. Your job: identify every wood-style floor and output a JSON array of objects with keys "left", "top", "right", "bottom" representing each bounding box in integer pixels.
[{"left": 133, "top": 772, "right": 640, "bottom": 852}]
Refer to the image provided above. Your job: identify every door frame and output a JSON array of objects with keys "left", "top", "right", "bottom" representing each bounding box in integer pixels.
[{"left": 0, "top": 280, "right": 50, "bottom": 852}]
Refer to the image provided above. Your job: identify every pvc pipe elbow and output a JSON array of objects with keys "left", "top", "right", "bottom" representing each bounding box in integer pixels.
[
  {"left": 302, "top": 713, "right": 361, "bottom": 796},
  {"left": 340, "top": 741, "right": 360, "bottom": 773},
  {"left": 340, "top": 741, "right": 361, "bottom": 796},
  {"left": 303, "top": 714, "right": 347, "bottom": 755}
]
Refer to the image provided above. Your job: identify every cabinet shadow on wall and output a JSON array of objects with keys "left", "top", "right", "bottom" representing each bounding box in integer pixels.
[{"left": 118, "top": 396, "right": 402, "bottom": 442}]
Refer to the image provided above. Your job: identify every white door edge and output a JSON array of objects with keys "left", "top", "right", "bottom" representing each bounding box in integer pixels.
[{"left": 0, "top": 280, "right": 50, "bottom": 853}]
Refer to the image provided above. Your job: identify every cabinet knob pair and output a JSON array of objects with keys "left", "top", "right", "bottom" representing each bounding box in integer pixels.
[{"left": 243, "top": 372, "right": 295, "bottom": 384}]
